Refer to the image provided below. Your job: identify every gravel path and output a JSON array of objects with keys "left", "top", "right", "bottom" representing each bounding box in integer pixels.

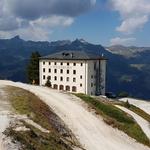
[
  {"left": 116, "top": 105, "right": 150, "bottom": 139},
  {"left": 120, "top": 98, "right": 150, "bottom": 115},
  {"left": 0, "top": 80, "right": 150, "bottom": 150}
]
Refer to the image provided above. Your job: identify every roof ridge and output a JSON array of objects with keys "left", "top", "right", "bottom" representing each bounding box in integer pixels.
[{"left": 40, "top": 50, "right": 107, "bottom": 60}]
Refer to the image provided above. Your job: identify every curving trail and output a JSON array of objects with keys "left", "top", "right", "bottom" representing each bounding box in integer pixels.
[
  {"left": 120, "top": 98, "right": 150, "bottom": 115},
  {"left": 116, "top": 105, "right": 150, "bottom": 139},
  {"left": 0, "top": 80, "right": 150, "bottom": 150}
]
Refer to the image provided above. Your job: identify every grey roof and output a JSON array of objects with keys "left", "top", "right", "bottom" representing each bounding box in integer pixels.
[{"left": 40, "top": 50, "right": 107, "bottom": 60}]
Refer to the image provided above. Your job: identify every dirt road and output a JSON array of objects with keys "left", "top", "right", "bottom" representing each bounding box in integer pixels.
[
  {"left": 0, "top": 80, "right": 149, "bottom": 150},
  {"left": 116, "top": 105, "right": 150, "bottom": 139},
  {"left": 120, "top": 98, "right": 150, "bottom": 115}
]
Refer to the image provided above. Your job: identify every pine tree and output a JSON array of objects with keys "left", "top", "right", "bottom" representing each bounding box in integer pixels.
[
  {"left": 45, "top": 76, "right": 52, "bottom": 87},
  {"left": 27, "top": 52, "right": 41, "bottom": 84},
  {"left": 125, "top": 100, "right": 130, "bottom": 108}
]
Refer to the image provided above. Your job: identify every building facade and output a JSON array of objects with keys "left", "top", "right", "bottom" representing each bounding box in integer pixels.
[{"left": 39, "top": 51, "right": 107, "bottom": 95}]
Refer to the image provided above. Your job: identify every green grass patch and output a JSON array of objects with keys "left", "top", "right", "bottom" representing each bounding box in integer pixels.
[
  {"left": 75, "top": 93, "right": 150, "bottom": 147},
  {"left": 5, "top": 86, "right": 81, "bottom": 150}
]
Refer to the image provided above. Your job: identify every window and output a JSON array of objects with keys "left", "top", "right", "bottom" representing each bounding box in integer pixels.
[
  {"left": 80, "top": 84, "right": 82, "bottom": 87},
  {"left": 66, "top": 77, "right": 69, "bottom": 82},
  {"left": 72, "top": 86, "right": 77, "bottom": 92},
  {"left": 73, "top": 78, "right": 76, "bottom": 82},
  {"left": 54, "top": 69, "right": 57, "bottom": 73},
  {"left": 54, "top": 62, "right": 57, "bottom": 65},
  {"left": 91, "top": 75, "right": 93, "bottom": 79},
  {"left": 43, "top": 75, "right": 45, "bottom": 79},
  {"left": 54, "top": 84, "right": 58, "bottom": 89},
  {"left": 80, "top": 75, "right": 82, "bottom": 79},
  {"left": 66, "top": 86, "right": 70, "bottom": 91},
  {"left": 60, "top": 77, "right": 63, "bottom": 81},
  {"left": 60, "top": 69, "right": 63, "bottom": 73},
  {"left": 54, "top": 76, "right": 57, "bottom": 81},
  {"left": 67, "top": 70, "right": 69, "bottom": 74},
  {"left": 49, "top": 62, "right": 51, "bottom": 65},
  {"left": 43, "top": 61, "right": 45, "bottom": 65},
  {"left": 73, "top": 70, "right": 76, "bottom": 75},
  {"left": 81, "top": 63, "right": 83, "bottom": 66},
  {"left": 67, "top": 62, "right": 69, "bottom": 66},
  {"left": 59, "top": 85, "right": 64, "bottom": 90},
  {"left": 91, "top": 83, "right": 93, "bottom": 87},
  {"left": 73, "top": 63, "right": 76, "bottom": 66},
  {"left": 43, "top": 68, "right": 45, "bottom": 72},
  {"left": 49, "top": 69, "right": 51, "bottom": 73},
  {"left": 61, "top": 62, "right": 63, "bottom": 65}
]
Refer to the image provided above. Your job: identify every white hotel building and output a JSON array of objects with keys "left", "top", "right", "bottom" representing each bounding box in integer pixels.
[{"left": 39, "top": 51, "right": 107, "bottom": 95}]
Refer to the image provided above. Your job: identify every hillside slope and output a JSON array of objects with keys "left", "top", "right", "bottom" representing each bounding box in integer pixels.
[{"left": 0, "top": 80, "right": 149, "bottom": 150}]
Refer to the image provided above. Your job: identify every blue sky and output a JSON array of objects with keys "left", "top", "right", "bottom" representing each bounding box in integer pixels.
[{"left": 0, "top": 0, "right": 150, "bottom": 46}]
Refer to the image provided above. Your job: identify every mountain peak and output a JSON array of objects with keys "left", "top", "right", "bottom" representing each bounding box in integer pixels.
[
  {"left": 72, "top": 38, "right": 88, "bottom": 44},
  {"left": 10, "top": 35, "right": 24, "bottom": 43},
  {"left": 11, "top": 35, "right": 21, "bottom": 40}
]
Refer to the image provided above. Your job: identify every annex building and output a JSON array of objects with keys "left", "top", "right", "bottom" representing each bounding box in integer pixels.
[{"left": 39, "top": 51, "right": 107, "bottom": 95}]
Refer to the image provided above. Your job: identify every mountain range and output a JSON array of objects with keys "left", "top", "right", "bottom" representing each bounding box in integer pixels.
[{"left": 0, "top": 36, "right": 150, "bottom": 100}]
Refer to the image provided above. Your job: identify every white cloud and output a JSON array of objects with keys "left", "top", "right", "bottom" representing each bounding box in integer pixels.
[
  {"left": 110, "top": 0, "right": 150, "bottom": 34},
  {"left": 116, "top": 16, "right": 148, "bottom": 34},
  {"left": 0, "top": 26, "right": 52, "bottom": 41},
  {"left": 110, "top": 37, "right": 136, "bottom": 45},
  {"left": 32, "top": 16, "right": 74, "bottom": 29},
  {"left": 0, "top": 0, "right": 96, "bottom": 40}
]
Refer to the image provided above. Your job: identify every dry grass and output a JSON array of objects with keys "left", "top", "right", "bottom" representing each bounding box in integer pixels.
[{"left": 5, "top": 86, "right": 82, "bottom": 150}]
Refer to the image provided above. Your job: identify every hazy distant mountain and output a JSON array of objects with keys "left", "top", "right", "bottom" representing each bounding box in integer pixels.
[
  {"left": 106, "top": 45, "right": 150, "bottom": 58},
  {"left": 0, "top": 36, "right": 150, "bottom": 100}
]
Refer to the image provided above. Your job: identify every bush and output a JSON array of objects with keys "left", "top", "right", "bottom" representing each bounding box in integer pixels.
[
  {"left": 118, "top": 91, "right": 129, "bottom": 98},
  {"left": 45, "top": 76, "right": 51, "bottom": 87},
  {"left": 124, "top": 100, "right": 131, "bottom": 108}
]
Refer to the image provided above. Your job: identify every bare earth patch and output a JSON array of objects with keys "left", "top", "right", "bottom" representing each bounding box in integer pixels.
[{"left": 0, "top": 86, "right": 20, "bottom": 150}]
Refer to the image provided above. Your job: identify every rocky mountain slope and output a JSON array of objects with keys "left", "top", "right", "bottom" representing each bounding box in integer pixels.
[{"left": 107, "top": 45, "right": 150, "bottom": 58}]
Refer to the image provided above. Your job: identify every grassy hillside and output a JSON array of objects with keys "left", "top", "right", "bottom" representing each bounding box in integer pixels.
[
  {"left": 75, "top": 94, "right": 150, "bottom": 147},
  {"left": 5, "top": 86, "right": 82, "bottom": 150}
]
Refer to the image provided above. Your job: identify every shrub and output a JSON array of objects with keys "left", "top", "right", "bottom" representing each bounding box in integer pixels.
[
  {"left": 118, "top": 91, "right": 129, "bottom": 98},
  {"left": 45, "top": 76, "right": 51, "bottom": 87},
  {"left": 124, "top": 100, "right": 131, "bottom": 108}
]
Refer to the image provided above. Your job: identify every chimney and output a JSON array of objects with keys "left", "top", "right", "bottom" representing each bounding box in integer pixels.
[{"left": 70, "top": 53, "right": 74, "bottom": 58}]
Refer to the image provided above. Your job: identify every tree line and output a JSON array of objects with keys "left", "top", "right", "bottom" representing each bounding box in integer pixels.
[{"left": 27, "top": 51, "right": 51, "bottom": 87}]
